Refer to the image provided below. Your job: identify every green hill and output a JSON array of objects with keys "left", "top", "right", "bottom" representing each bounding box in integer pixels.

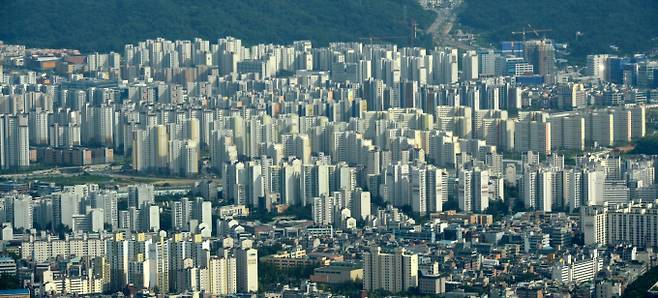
[
  {"left": 1, "top": 0, "right": 435, "bottom": 52},
  {"left": 459, "top": 0, "right": 658, "bottom": 61}
]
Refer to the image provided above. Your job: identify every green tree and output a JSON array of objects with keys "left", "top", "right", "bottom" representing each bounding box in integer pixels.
[
  {"left": 0, "top": 0, "right": 435, "bottom": 53},
  {"left": 0, "top": 274, "right": 20, "bottom": 290},
  {"left": 458, "top": 0, "right": 658, "bottom": 62}
]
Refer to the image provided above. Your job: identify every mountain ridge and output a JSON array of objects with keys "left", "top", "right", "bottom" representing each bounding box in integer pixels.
[{"left": 1, "top": 0, "right": 435, "bottom": 52}]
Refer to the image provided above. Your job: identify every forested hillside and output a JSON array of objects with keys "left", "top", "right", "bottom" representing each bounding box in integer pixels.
[
  {"left": 459, "top": 0, "right": 658, "bottom": 60},
  {"left": 1, "top": 0, "right": 435, "bottom": 52}
]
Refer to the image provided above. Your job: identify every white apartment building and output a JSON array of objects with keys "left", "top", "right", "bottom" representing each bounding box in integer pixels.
[
  {"left": 363, "top": 247, "right": 419, "bottom": 293},
  {"left": 582, "top": 201, "right": 658, "bottom": 249},
  {"left": 552, "top": 250, "right": 603, "bottom": 284}
]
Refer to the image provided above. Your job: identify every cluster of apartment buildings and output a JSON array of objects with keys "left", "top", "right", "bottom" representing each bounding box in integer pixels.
[{"left": 0, "top": 33, "right": 657, "bottom": 297}]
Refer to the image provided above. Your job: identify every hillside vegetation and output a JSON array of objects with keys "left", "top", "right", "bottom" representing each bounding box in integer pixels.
[
  {"left": 1, "top": 0, "right": 435, "bottom": 52},
  {"left": 459, "top": 0, "right": 658, "bottom": 60}
]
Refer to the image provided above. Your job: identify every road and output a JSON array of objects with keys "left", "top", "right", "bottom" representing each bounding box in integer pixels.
[
  {"left": 421, "top": 0, "right": 476, "bottom": 51},
  {"left": 99, "top": 172, "right": 204, "bottom": 186},
  {"left": 0, "top": 162, "right": 217, "bottom": 187}
]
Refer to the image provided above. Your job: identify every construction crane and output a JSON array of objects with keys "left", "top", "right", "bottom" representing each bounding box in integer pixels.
[
  {"left": 512, "top": 24, "right": 552, "bottom": 43},
  {"left": 358, "top": 20, "right": 420, "bottom": 48}
]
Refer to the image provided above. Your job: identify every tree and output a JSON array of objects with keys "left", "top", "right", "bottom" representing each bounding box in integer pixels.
[
  {"left": 485, "top": 199, "right": 509, "bottom": 220},
  {"left": 318, "top": 280, "right": 363, "bottom": 297},
  {"left": 443, "top": 199, "right": 460, "bottom": 211},
  {"left": 258, "top": 261, "right": 317, "bottom": 291},
  {"left": 631, "top": 135, "right": 658, "bottom": 155},
  {"left": 246, "top": 209, "right": 275, "bottom": 222},
  {"left": 622, "top": 266, "right": 658, "bottom": 297},
  {"left": 54, "top": 224, "right": 72, "bottom": 239},
  {"left": 283, "top": 205, "right": 313, "bottom": 220},
  {"left": 258, "top": 244, "right": 283, "bottom": 257},
  {"left": 0, "top": 274, "right": 19, "bottom": 290},
  {"left": 0, "top": 0, "right": 436, "bottom": 53},
  {"left": 458, "top": 0, "right": 658, "bottom": 62}
]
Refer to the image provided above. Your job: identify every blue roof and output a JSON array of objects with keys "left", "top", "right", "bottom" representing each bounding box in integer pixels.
[{"left": 0, "top": 289, "right": 29, "bottom": 296}]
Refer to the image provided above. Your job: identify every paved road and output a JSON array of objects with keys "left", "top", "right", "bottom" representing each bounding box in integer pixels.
[{"left": 422, "top": 0, "right": 476, "bottom": 51}]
